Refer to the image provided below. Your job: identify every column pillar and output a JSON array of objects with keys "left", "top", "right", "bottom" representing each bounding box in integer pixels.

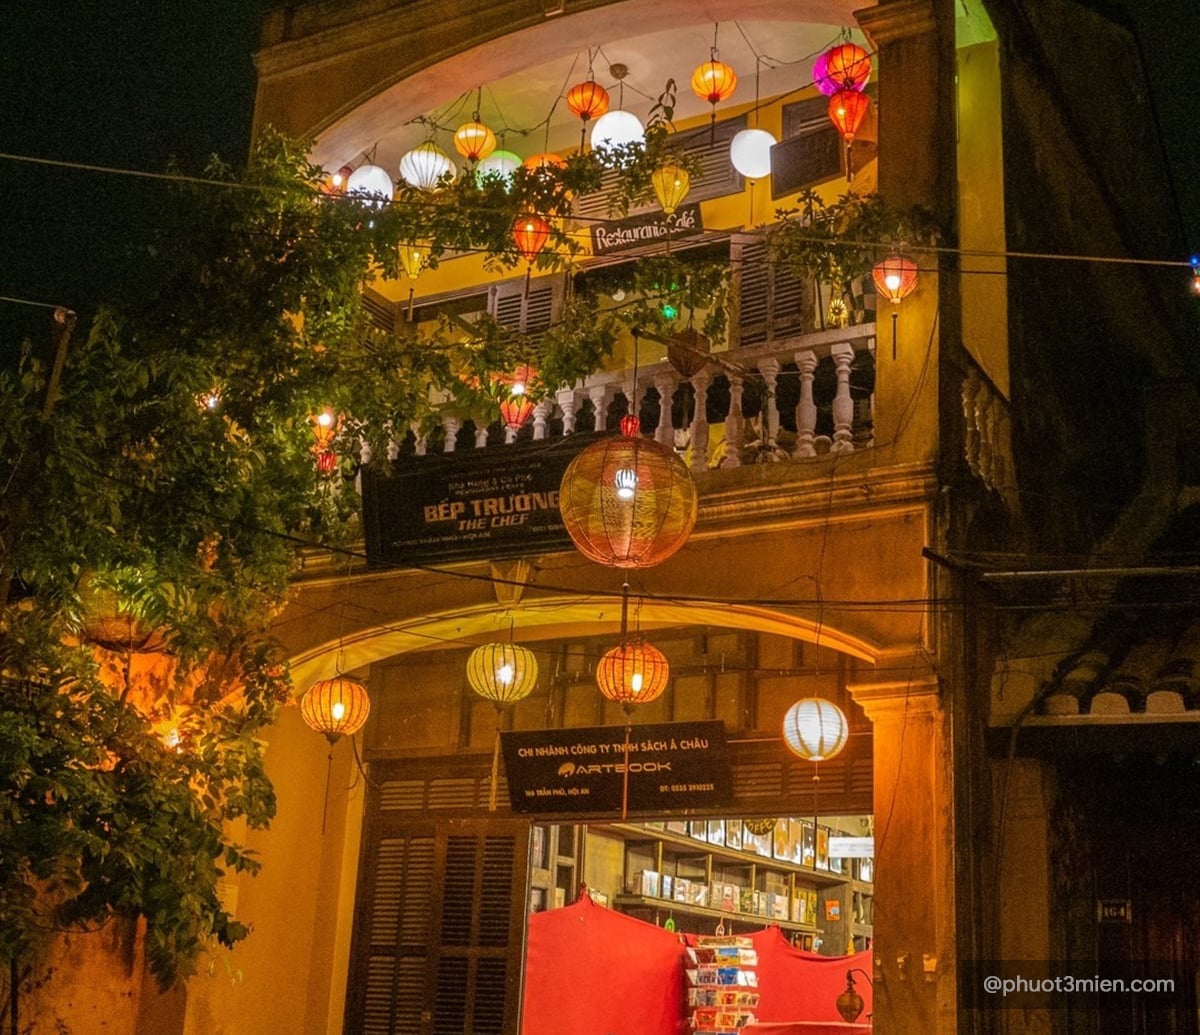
[{"left": 849, "top": 662, "right": 956, "bottom": 1035}]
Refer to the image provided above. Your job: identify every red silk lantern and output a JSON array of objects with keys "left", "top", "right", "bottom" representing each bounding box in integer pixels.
[
  {"left": 567, "top": 80, "right": 610, "bottom": 122},
  {"left": 817, "top": 43, "right": 871, "bottom": 94},
  {"left": 872, "top": 255, "right": 919, "bottom": 304},
  {"left": 513, "top": 215, "right": 551, "bottom": 264},
  {"left": 828, "top": 89, "right": 870, "bottom": 141},
  {"left": 619, "top": 413, "right": 640, "bottom": 437},
  {"left": 496, "top": 364, "right": 538, "bottom": 430}
]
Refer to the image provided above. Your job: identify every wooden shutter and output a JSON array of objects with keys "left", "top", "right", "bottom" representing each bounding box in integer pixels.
[
  {"left": 734, "top": 238, "right": 811, "bottom": 347},
  {"left": 490, "top": 279, "right": 558, "bottom": 344},
  {"left": 346, "top": 797, "right": 529, "bottom": 1035}
]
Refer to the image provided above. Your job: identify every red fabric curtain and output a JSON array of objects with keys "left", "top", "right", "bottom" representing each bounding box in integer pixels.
[
  {"left": 522, "top": 897, "right": 688, "bottom": 1035},
  {"left": 522, "top": 901, "right": 873, "bottom": 1034}
]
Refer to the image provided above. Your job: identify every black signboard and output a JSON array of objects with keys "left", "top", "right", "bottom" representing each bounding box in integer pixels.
[
  {"left": 500, "top": 720, "right": 732, "bottom": 814},
  {"left": 362, "top": 436, "right": 593, "bottom": 568},
  {"left": 590, "top": 204, "right": 704, "bottom": 256}
]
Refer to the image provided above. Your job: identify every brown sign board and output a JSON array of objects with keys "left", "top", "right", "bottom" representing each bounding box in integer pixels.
[{"left": 590, "top": 203, "right": 704, "bottom": 256}]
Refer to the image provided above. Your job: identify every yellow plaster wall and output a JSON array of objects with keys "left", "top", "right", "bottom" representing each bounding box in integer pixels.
[{"left": 181, "top": 707, "right": 365, "bottom": 1035}]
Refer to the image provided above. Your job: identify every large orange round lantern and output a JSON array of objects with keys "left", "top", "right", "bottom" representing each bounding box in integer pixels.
[
  {"left": 567, "top": 79, "right": 611, "bottom": 123},
  {"left": 596, "top": 638, "right": 670, "bottom": 710},
  {"left": 559, "top": 433, "right": 698, "bottom": 568},
  {"left": 301, "top": 676, "right": 371, "bottom": 743},
  {"left": 828, "top": 89, "right": 870, "bottom": 141}
]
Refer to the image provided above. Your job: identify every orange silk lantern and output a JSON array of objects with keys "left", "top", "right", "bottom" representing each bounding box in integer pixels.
[
  {"left": 820, "top": 43, "right": 872, "bottom": 94},
  {"left": 453, "top": 119, "right": 497, "bottom": 162},
  {"left": 596, "top": 638, "right": 670, "bottom": 710},
  {"left": 872, "top": 255, "right": 919, "bottom": 304}
]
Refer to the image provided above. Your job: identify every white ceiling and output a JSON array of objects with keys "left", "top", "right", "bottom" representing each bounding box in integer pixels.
[{"left": 309, "top": 3, "right": 869, "bottom": 175}]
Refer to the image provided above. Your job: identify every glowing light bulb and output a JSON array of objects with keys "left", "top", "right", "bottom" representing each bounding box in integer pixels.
[
  {"left": 332, "top": 700, "right": 346, "bottom": 721},
  {"left": 885, "top": 273, "right": 902, "bottom": 292},
  {"left": 615, "top": 467, "right": 638, "bottom": 500},
  {"left": 511, "top": 381, "right": 526, "bottom": 396},
  {"left": 661, "top": 303, "right": 678, "bottom": 320},
  {"left": 630, "top": 672, "right": 644, "bottom": 694},
  {"left": 497, "top": 663, "right": 515, "bottom": 684},
  {"left": 203, "top": 391, "right": 220, "bottom": 410},
  {"left": 163, "top": 727, "right": 181, "bottom": 749},
  {"left": 317, "top": 410, "right": 335, "bottom": 428}
]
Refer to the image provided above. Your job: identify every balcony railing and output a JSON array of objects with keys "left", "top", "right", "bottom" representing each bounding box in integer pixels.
[{"left": 402, "top": 322, "right": 877, "bottom": 470}]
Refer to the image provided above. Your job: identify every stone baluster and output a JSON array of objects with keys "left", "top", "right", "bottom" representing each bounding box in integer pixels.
[
  {"left": 411, "top": 421, "right": 427, "bottom": 456},
  {"left": 829, "top": 342, "right": 855, "bottom": 454},
  {"left": 689, "top": 367, "right": 712, "bottom": 473},
  {"left": 532, "top": 401, "right": 550, "bottom": 441},
  {"left": 442, "top": 415, "right": 460, "bottom": 453},
  {"left": 977, "top": 390, "right": 996, "bottom": 489},
  {"left": 757, "top": 357, "right": 780, "bottom": 450},
  {"left": 504, "top": 423, "right": 518, "bottom": 445},
  {"left": 359, "top": 438, "right": 373, "bottom": 465},
  {"left": 793, "top": 350, "right": 818, "bottom": 458},
  {"left": 557, "top": 387, "right": 579, "bottom": 435},
  {"left": 654, "top": 372, "right": 678, "bottom": 447},
  {"left": 588, "top": 383, "right": 611, "bottom": 433},
  {"left": 721, "top": 374, "right": 744, "bottom": 468},
  {"left": 474, "top": 422, "right": 489, "bottom": 450}
]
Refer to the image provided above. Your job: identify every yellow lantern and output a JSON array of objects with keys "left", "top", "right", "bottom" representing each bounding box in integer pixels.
[
  {"left": 453, "top": 119, "right": 497, "bottom": 162},
  {"left": 399, "top": 241, "right": 428, "bottom": 282},
  {"left": 651, "top": 163, "right": 691, "bottom": 216},
  {"left": 300, "top": 676, "right": 371, "bottom": 743},
  {"left": 596, "top": 638, "right": 670, "bottom": 710},
  {"left": 781, "top": 698, "right": 849, "bottom": 761},
  {"left": 466, "top": 643, "right": 539, "bottom": 706}
]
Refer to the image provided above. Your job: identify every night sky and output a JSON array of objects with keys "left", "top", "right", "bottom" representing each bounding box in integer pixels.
[{"left": 1, "top": 1, "right": 1197, "bottom": 334}]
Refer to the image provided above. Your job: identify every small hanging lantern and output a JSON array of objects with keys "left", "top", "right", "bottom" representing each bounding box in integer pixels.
[
  {"left": 453, "top": 118, "right": 497, "bottom": 163},
  {"left": 566, "top": 78, "right": 611, "bottom": 150},
  {"left": 466, "top": 642, "right": 539, "bottom": 706},
  {"left": 513, "top": 214, "right": 551, "bottom": 265},
  {"left": 558, "top": 434, "right": 698, "bottom": 569},
  {"left": 475, "top": 149, "right": 522, "bottom": 189},
  {"left": 399, "top": 241, "right": 428, "bottom": 282},
  {"left": 782, "top": 698, "right": 849, "bottom": 761},
  {"left": 816, "top": 42, "right": 872, "bottom": 95},
  {"left": 619, "top": 413, "right": 640, "bottom": 437},
  {"left": 496, "top": 363, "right": 538, "bottom": 430},
  {"left": 828, "top": 89, "right": 870, "bottom": 141},
  {"left": 399, "top": 141, "right": 456, "bottom": 190},
  {"left": 872, "top": 254, "right": 919, "bottom": 304},
  {"left": 300, "top": 676, "right": 371, "bottom": 743},
  {"left": 591, "top": 109, "right": 645, "bottom": 151},
  {"left": 690, "top": 57, "right": 737, "bottom": 141},
  {"left": 345, "top": 163, "right": 394, "bottom": 208},
  {"left": 596, "top": 638, "right": 670, "bottom": 710},
  {"left": 651, "top": 162, "right": 691, "bottom": 216},
  {"left": 729, "top": 127, "right": 776, "bottom": 180}
]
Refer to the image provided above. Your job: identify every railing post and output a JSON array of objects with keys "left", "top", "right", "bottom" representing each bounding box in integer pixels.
[
  {"left": 830, "top": 342, "right": 855, "bottom": 454},
  {"left": 757, "top": 357, "right": 780, "bottom": 450},
  {"left": 442, "top": 416, "right": 459, "bottom": 453},
  {"left": 411, "top": 421, "right": 427, "bottom": 456},
  {"left": 588, "top": 383, "right": 611, "bottom": 432},
  {"left": 654, "top": 372, "right": 678, "bottom": 448},
  {"left": 474, "top": 423, "right": 489, "bottom": 450},
  {"left": 557, "top": 386, "right": 579, "bottom": 435},
  {"left": 721, "top": 374, "right": 744, "bottom": 468},
  {"left": 793, "top": 349, "right": 818, "bottom": 458},
  {"left": 689, "top": 367, "right": 712, "bottom": 473},
  {"left": 532, "top": 401, "right": 550, "bottom": 441}
]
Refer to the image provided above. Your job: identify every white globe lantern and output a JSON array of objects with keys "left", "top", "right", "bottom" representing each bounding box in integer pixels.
[
  {"left": 591, "top": 109, "right": 645, "bottom": 151},
  {"left": 474, "top": 149, "right": 522, "bottom": 189},
  {"left": 399, "top": 142, "right": 456, "bottom": 190},
  {"left": 730, "top": 128, "right": 777, "bottom": 180},
  {"left": 781, "top": 698, "right": 849, "bottom": 761},
  {"left": 345, "top": 163, "right": 394, "bottom": 207}
]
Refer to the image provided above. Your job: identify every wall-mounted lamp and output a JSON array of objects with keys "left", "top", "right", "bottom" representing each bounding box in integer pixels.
[{"left": 835, "top": 967, "right": 873, "bottom": 1023}]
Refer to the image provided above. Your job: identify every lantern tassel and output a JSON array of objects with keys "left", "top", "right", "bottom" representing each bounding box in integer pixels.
[
  {"left": 488, "top": 720, "right": 503, "bottom": 812},
  {"left": 891, "top": 310, "right": 898, "bottom": 361},
  {"left": 321, "top": 746, "right": 334, "bottom": 836},
  {"left": 407, "top": 285, "right": 415, "bottom": 322},
  {"left": 621, "top": 719, "right": 632, "bottom": 820}
]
